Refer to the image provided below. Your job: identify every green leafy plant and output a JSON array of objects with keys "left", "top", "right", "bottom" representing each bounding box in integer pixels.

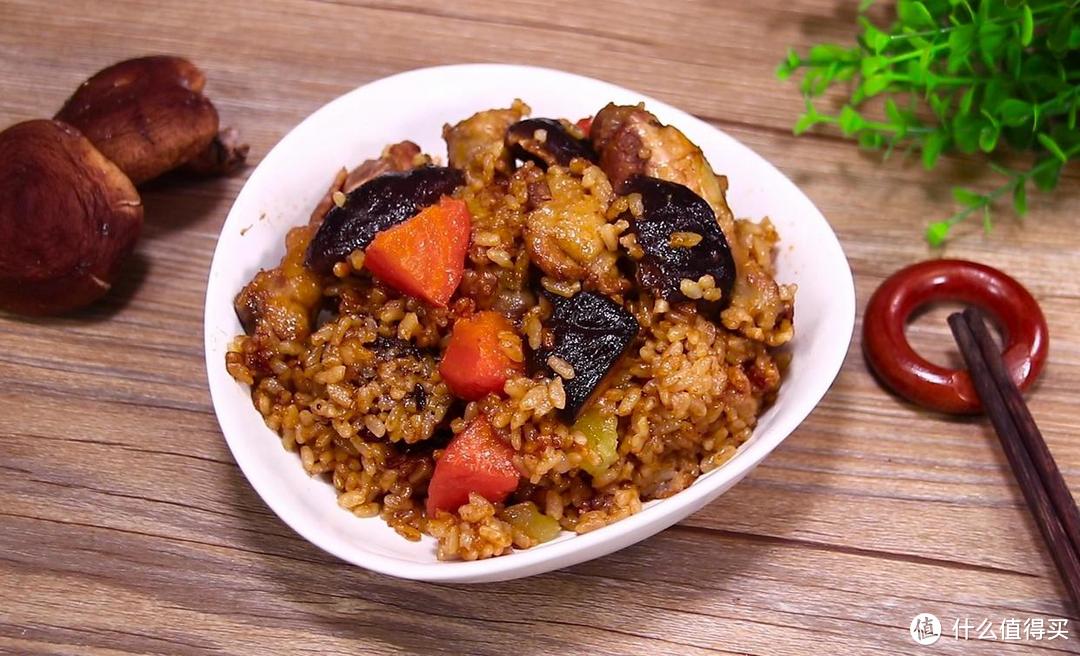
[{"left": 777, "top": 0, "right": 1080, "bottom": 245}]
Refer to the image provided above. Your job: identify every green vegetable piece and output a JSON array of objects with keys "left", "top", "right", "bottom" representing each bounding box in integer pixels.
[
  {"left": 499, "top": 502, "right": 561, "bottom": 544},
  {"left": 574, "top": 408, "right": 618, "bottom": 478}
]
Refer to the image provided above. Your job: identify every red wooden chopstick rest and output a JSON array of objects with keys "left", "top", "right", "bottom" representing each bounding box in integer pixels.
[{"left": 863, "top": 259, "right": 1048, "bottom": 414}]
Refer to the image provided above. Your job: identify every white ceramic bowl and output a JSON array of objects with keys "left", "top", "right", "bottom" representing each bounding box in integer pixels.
[{"left": 204, "top": 64, "right": 854, "bottom": 583}]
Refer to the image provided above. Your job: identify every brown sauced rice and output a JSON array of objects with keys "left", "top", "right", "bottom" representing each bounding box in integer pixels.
[{"left": 226, "top": 101, "right": 795, "bottom": 560}]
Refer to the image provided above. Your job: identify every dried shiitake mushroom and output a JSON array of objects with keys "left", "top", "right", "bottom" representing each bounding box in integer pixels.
[
  {"left": 0, "top": 120, "right": 143, "bottom": 315},
  {"left": 182, "top": 126, "right": 250, "bottom": 177},
  {"left": 55, "top": 56, "right": 232, "bottom": 184},
  {"left": 0, "top": 56, "right": 246, "bottom": 317}
]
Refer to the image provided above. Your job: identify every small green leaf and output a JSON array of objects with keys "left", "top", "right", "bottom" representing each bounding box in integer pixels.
[
  {"left": 809, "top": 44, "right": 854, "bottom": 63},
  {"left": 978, "top": 22, "right": 1008, "bottom": 69},
  {"left": 858, "top": 132, "right": 885, "bottom": 150},
  {"left": 1033, "top": 159, "right": 1063, "bottom": 191},
  {"left": 959, "top": 85, "right": 977, "bottom": 115},
  {"left": 927, "top": 221, "right": 951, "bottom": 246},
  {"left": 1020, "top": 5, "right": 1034, "bottom": 46},
  {"left": 947, "top": 24, "right": 976, "bottom": 73},
  {"left": 1037, "top": 133, "right": 1068, "bottom": 162},
  {"left": 1048, "top": 11, "right": 1074, "bottom": 52},
  {"left": 885, "top": 98, "right": 904, "bottom": 125},
  {"left": 859, "top": 0, "right": 876, "bottom": 11},
  {"left": 952, "top": 187, "right": 984, "bottom": 207},
  {"left": 923, "top": 132, "right": 947, "bottom": 169},
  {"left": 838, "top": 105, "right": 865, "bottom": 135},
  {"left": 787, "top": 48, "right": 800, "bottom": 69},
  {"left": 898, "top": 0, "right": 937, "bottom": 29},
  {"left": 981, "top": 77, "right": 1006, "bottom": 115},
  {"left": 1069, "top": 25, "right": 1080, "bottom": 48},
  {"left": 861, "top": 75, "right": 890, "bottom": 97},
  {"left": 929, "top": 92, "right": 952, "bottom": 119},
  {"left": 835, "top": 66, "right": 856, "bottom": 83},
  {"left": 793, "top": 113, "right": 817, "bottom": 135},
  {"left": 1013, "top": 179, "right": 1028, "bottom": 216},
  {"left": 861, "top": 55, "right": 886, "bottom": 77},
  {"left": 952, "top": 114, "right": 985, "bottom": 153},
  {"left": 979, "top": 123, "right": 1000, "bottom": 152},
  {"left": 776, "top": 64, "right": 792, "bottom": 81},
  {"left": 859, "top": 19, "right": 891, "bottom": 53},
  {"left": 989, "top": 161, "right": 1015, "bottom": 177},
  {"left": 999, "top": 98, "right": 1033, "bottom": 126}
]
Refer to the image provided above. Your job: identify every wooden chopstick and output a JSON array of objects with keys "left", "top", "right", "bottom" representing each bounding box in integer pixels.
[
  {"left": 963, "top": 307, "right": 1080, "bottom": 560},
  {"left": 948, "top": 311, "right": 1080, "bottom": 615}
]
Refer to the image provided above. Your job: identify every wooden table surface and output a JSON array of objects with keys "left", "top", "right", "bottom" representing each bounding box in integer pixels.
[{"left": 3, "top": 1, "right": 1080, "bottom": 654}]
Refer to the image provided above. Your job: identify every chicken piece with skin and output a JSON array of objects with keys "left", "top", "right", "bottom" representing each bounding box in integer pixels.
[
  {"left": 443, "top": 100, "right": 529, "bottom": 186},
  {"left": 590, "top": 103, "right": 736, "bottom": 240},
  {"left": 233, "top": 141, "right": 426, "bottom": 341},
  {"left": 524, "top": 164, "right": 627, "bottom": 296},
  {"left": 591, "top": 103, "right": 793, "bottom": 345}
]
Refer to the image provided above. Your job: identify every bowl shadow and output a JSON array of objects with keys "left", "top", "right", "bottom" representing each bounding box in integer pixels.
[{"left": 220, "top": 429, "right": 832, "bottom": 655}]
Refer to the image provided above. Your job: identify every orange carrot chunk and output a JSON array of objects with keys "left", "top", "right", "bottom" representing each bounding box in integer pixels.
[
  {"left": 363, "top": 196, "right": 470, "bottom": 307},
  {"left": 575, "top": 116, "right": 593, "bottom": 137},
  {"left": 426, "top": 415, "right": 520, "bottom": 515},
  {"left": 439, "top": 311, "right": 524, "bottom": 401}
]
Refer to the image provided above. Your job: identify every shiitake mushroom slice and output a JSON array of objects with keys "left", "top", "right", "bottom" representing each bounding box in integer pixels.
[
  {"left": 530, "top": 290, "right": 639, "bottom": 421},
  {"left": 305, "top": 166, "right": 464, "bottom": 274},
  {"left": 621, "top": 175, "right": 736, "bottom": 311},
  {"left": 505, "top": 118, "right": 596, "bottom": 168}
]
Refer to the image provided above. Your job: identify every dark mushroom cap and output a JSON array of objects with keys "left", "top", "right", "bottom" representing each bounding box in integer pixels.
[
  {"left": 621, "top": 175, "right": 736, "bottom": 311},
  {"left": 305, "top": 166, "right": 465, "bottom": 274},
  {"left": 530, "top": 290, "right": 640, "bottom": 421},
  {"left": 55, "top": 56, "right": 219, "bottom": 184},
  {"left": 0, "top": 120, "right": 143, "bottom": 315},
  {"left": 506, "top": 118, "right": 596, "bottom": 168}
]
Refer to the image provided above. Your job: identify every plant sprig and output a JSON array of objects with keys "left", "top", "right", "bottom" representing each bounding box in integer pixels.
[{"left": 777, "top": 0, "right": 1080, "bottom": 245}]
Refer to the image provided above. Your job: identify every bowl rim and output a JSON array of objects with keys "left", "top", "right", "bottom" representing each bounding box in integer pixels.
[{"left": 203, "top": 63, "right": 855, "bottom": 582}]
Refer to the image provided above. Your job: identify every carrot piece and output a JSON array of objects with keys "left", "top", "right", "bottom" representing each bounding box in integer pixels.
[
  {"left": 363, "top": 196, "right": 470, "bottom": 307},
  {"left": 426, "top": 415, "right": 520, "bottom": 515},
  {"left": 439, "top": 311, "right": 524, "bottom": 401},
  {"left": 575, "top": 116, "right": 593, "bottom": 137}
]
